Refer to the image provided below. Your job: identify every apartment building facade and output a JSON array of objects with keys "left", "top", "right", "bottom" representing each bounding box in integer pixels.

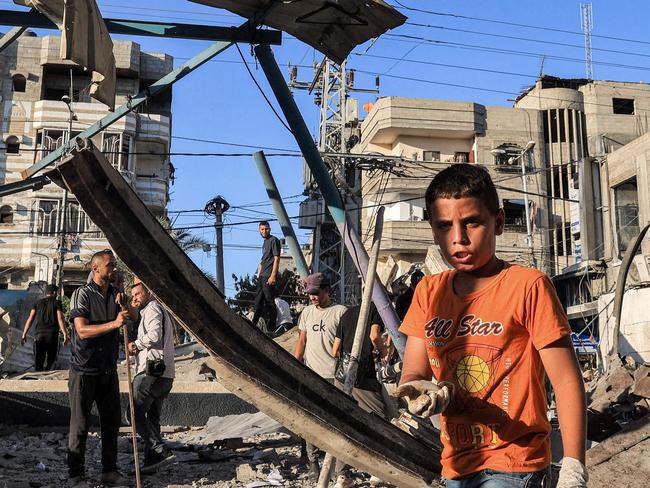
[
  {"left": 356, "top": 76, "right": 650, "bottom": 342},
  {"left": 0, "top": 31, "right": 173, "bottom": 291}
]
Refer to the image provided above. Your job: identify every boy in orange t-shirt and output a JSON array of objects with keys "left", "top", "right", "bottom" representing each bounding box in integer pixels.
[{"left": 397, "top": 164, "right": 587, "bottom": 488}]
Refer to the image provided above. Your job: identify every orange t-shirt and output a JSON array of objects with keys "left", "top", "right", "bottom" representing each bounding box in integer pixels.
[{"left": 400, "top": 264, "right": 570, "bottom": 480}]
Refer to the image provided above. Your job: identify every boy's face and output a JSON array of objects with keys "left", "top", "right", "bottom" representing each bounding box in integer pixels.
[{"left": 429, "top": 196, "right": 504, "bottom": 274}]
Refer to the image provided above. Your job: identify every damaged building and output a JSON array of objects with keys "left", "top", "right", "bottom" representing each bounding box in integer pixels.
[
  {"left": 0, "top": 31, "right": 174, "bottom": 292},
  {"left": 355, "top": 76, "right": 650, "bottom": 365}
]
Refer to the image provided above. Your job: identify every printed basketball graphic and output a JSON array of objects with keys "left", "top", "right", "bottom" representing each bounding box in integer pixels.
[
  {"left": 456, "top": 355, "right": 490, "bottom": 393},
  {"left": 446, "top": 344, "right": 503, "bottom": 413}
]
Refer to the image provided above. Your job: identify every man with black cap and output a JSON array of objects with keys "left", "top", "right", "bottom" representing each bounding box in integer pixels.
[{"left": 293, "top": 272, "right": 346, "bottom": 481}]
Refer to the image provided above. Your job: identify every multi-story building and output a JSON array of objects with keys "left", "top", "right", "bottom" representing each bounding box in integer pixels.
[
  {"left": 356, "top": 75, "right": 650, "bottom": 343},
  {"left": 0, "top": 31, "right": 173, "bottom": 292}
]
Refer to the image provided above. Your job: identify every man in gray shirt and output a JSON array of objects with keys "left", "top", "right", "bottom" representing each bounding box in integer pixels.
[
  {"left": 252, "top": 221, "right": 281, "bottom": 333},
  {"left": 293, "top": 273, "right": 346, "bottom": 481},
  {"left": 128, "top": 277, "right": 176, "bottom": 474}
]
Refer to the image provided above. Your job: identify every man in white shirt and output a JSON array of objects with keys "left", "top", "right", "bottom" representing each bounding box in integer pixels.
[{"left": 128, "top": 277, "right": 176, "bottom": 474}]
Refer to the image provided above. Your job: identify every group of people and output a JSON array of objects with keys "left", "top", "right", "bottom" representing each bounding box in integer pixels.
[
  {"left": 20, "top": 162, "right": 588, "bottom": 488},
  {"left": 257, "top": 163, "right": 588, "bottom": 488},
  {"left": 24, "top": 250, "right": 176, "bottom": 487}
]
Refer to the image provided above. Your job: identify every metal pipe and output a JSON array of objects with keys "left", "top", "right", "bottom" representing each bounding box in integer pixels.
[
  {"left": 253, "top": 151, "right": 309, "bottom": 279},
  {"left": 254, "top": 43, "right": 405, "bottom": 358}
]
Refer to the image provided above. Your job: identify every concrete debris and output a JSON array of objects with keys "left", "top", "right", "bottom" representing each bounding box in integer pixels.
[
  {"left": 190, "top": 412, "right": 287, "bottom": 447},
  {"left": 633, "top": 364, "right": 650, "bottom": 398}
]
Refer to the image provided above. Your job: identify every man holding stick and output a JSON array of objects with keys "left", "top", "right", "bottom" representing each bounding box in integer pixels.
[{"left": 68, "top": 249, "right": 128, "bottom": 487}]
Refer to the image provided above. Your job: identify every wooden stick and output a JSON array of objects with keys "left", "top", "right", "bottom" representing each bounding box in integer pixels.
[
  {"left": 317, "top": 207, "right": 385, "bottom": 488},
  {"left": 122, "top": 314, "right": 142, "bottom": 487}
]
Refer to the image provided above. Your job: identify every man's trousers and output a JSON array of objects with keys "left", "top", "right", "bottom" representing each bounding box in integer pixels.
[
  {"left": 252, "top": 276, "right": 277, "bottom": 332},
  {"left": 67, "top": 369, "right": 121, "bottom": 478},
  {"left": 34, "top": 334, "right": 59, "bottom": 371},
  {"left": 133, "top": 373, "right": 174, "bottom": 459}
]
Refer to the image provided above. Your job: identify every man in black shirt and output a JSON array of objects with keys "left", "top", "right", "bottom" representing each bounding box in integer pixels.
[
  {"left": 67, "top": 249, "right": 129, "bottom": 487},
  {"left": 394, "top": 270, "right": 424, "bottom": 320},
  {"left": 331, "top": 304, "right": 389, "bottom": 418},
  {"left": 252, "top": 221, "right": 281, "bottom": 333},
  {"left": 21, "top": 284, "right": 68, "bottom": 371}
]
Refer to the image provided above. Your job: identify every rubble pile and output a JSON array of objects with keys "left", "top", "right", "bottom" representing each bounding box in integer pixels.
[
  {"left": 0, "top": 412, "right": 397, "bottom": 487},
  {"left": 584, "top": 356, "right": 650, "bottom": 486}
]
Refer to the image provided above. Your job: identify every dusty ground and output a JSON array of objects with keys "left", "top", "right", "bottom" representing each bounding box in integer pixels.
[{"left": 0, "top": 425, "right": 415, "bottom": 488}]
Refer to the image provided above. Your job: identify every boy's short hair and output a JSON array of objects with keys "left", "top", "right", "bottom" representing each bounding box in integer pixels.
[
  {"left": 425, "top": 163, "right": 500, "bottom": 217},
  {"left": 258, "top": 220, "right": 270, "bottom": 227}
]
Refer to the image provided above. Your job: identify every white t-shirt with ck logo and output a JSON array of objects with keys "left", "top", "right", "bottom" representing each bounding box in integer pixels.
[{"left": 298, "top": 303, "right": 347, "bottom": 378}]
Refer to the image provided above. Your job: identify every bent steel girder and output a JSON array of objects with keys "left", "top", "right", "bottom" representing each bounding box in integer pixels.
[{"left": 47, "top": 142, "right": 440, "bottom": 487}]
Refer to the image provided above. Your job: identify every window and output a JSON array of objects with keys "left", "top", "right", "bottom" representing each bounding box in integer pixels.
[
  {"left": 5, "top": 136, "right": 20, "bottom": 154},
  {"left": 614, "top": 178, "right": 639, "bottom": 255},
  {"left": 101, "top": 132, "right": 132, "bottom": 172},
  {"left": 556, "top": 224, "right": 572, "bottom": 257},
  {"left": 503, "top": 199, "right": 526, "bottom": 231},
  {"left": 0, "top": 205, "right": 13, "bottom": 224},
  {"left": 613, "top": 98, "right": 635, "bottom": 115},
  {"left": 549, "top": 110, "right": 559, "bottom": 143},
  {"left": 12, "top": 74, "right": 26, "bottom": 92},
  {"left": 492, "top": 143, "right": 525, "bottom": 172},
  {"left": 423, "top": 151, "right": 440, "bottom": 162},
  {"left": 31, "top": 200, "right": 59, "bottom": 236},
  {"left": 65, "top": 201, "right": 92, "bottom": 234},
  {"left": 454, "top": 152, "right": 469, "bottom": 163}
]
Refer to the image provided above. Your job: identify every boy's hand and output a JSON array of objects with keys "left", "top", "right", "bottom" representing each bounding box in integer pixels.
[
  {"left": 394, "top": 379, "right": 452, "bottom": 417},
  {"left": 557, "top": 457, "right": 588, "bottom": 488}
]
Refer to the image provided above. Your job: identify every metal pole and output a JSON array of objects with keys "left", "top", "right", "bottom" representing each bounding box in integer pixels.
[
  {"left": 317, "top": 206, "right": 384, "bottom": 488},
  {"left": 215, "top": 207, "right": 225, "bottom": 293},
  {"left": 205, "top": 196, "right": 229, "bottom": 294},
  {"left": 521, "top": 152, "right": 536, "bottom": 268},
  {"left": 56, "top": 71, "right": 73, "bottom": 292},
  {"left": 253, "top": 151, "right": 309, "bottom": 278},
  {"left": 254, "top": 43, "right": 406, "bottom": 358}
]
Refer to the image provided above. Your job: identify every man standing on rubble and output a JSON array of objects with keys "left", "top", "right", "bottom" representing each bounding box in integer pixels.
[
  {"left": 68, "top": 249, "right": 129, "bottom": 487},
  {"left": 252, "top": 221, "right": 281, "bottom": 333},
  {"left": 21, "top": 284, "right": 68, "bottom": 371},
  {"left": 293, "top": 272, "right": 347, "bottom": 481},
  {"left": 128, "top": 276, "right": 176, "bottom": 474}
]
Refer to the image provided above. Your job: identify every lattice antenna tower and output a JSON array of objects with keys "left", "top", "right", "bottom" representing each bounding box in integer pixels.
[{"left": 581, "top": 3, "right": 594, "bottom": 80}]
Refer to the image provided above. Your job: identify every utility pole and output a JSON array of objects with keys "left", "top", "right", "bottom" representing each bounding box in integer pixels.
[
  {"left": 55, "top": 69, "right": 76, "bottom": 293},
  {"left": 581, "top": 3, "right": 594, "bottom": 80},
  {"left": 204, "top": 195, "right": 229, "bottom": 294},
  {"left": 289, "top": 58, "right": 378, "bottom": 304},
  {"left": 516, "top": 141, "right": 537, "bottom": 268}
]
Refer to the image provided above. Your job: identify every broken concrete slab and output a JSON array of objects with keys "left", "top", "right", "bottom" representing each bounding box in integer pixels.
[
  {"left": 48, "top": 143, "right": 440, "bottom": 486},
  {"left": 587, "top": 357, "right": 635, "bottom": 413},
  {"left": 633, "top": 364, "right": 650, "bottom": 398},
  {"left": 587, "top": 415, "right": 650, "bottom": 467},
  {"left": 0, "top": 379, "right": 255, "bottom": 426}
]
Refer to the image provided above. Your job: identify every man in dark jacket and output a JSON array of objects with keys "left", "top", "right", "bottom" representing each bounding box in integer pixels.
[{"left": 21, "top": 284, "right": 68, "bottom": 370}]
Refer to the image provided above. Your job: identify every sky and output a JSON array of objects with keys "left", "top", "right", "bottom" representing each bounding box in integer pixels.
[{"left": 5, "top": 0, "right": 650, "bottom": 296}]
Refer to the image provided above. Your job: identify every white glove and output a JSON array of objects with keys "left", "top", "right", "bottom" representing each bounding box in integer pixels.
[
  {"left": 556, "top": 457, "right": 588, "bottom": 488},
  {"left": 393, "top": 380, "right": 452, "bottom": 417}
]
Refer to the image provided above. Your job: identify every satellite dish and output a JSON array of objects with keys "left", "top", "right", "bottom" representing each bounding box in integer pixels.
[{"left": 189, "top": 0, "right": 407, "bottom": 64}]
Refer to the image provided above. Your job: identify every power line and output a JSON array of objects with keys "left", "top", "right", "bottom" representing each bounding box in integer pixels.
[
  {"left": 235, "top": 43, "right": 293, "bottom": 134},
  {"left": 404, "top": 21, "right": 650, "bottom": 60},
  {"left": 391, "top": 1, "right": 650, "bottom": 47},
  {"left": 384, "top": 33, "right": 650, "bottom": 74}
]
